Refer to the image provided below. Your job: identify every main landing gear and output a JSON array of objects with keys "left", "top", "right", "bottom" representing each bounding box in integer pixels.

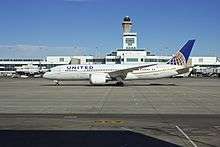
[{"left": 116, "top": 81, "right": 125, "bottom": 87}]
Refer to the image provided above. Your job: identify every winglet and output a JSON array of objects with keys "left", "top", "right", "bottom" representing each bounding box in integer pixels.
[{"left": 167, "top": 40, "right": 195, "bottom": 65}]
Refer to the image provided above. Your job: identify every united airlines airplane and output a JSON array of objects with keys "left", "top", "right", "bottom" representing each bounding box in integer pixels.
[{"left": 43, "top": 40, "right": 195, "bottom": 86}]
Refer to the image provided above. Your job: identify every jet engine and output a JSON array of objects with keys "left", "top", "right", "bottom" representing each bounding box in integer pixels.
[{"left": 89, "top": 73, "right": 107, "bottom": 85}]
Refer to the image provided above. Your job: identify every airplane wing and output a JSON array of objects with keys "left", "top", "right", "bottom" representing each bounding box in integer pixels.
[{"left": 108, "top": 64, "right": 157, "bottom": 81}]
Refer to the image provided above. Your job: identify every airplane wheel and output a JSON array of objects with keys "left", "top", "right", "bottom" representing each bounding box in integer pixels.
[
  {"left": 116, "top": 81, "right": 124, "bottom": 87},
  {"left": 54, "top": 80, "right": 60, "bottom": 86}
]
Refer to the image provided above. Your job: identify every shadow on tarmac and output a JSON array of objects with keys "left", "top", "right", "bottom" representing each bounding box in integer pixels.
[
  {"left": 0, "top": 130, "right": 180, "bottom": 147},
  {"left": 41, "top": 83, "right": 177, "bottom": 87}
]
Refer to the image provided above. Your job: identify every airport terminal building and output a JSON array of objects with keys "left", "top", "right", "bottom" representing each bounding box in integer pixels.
[{"left": 0, "top": 16, "right": 220, "bottom": 77}]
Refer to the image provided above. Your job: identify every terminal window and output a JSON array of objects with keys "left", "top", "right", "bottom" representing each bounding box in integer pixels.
[
  {"left": 106, "top": 59, "right": 116, "bottom": 62},
  {"left": 199, "top": 58, "right": 203, "bottom": 63},
  {"left": 145, "top": 59, "right": 157, "bottom": 62},
  {"left": 127, "top": 58, "right": 138, "bottom": 62},
  {"left": 59, "top": 58, "right": 64, "bottom": 62}
]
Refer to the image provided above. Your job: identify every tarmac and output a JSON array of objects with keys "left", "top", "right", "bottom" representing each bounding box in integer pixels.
[{"left": 0, "top": 77, "right": 220, "bottom": 146}]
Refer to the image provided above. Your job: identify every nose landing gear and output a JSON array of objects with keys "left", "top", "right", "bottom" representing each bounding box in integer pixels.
[{"left": 54, "top": 80, "right": 60, "bottom": 86}]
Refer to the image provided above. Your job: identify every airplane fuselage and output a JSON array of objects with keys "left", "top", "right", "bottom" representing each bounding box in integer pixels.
[{"left": 43, "top": 64, "right": 184, "bottom": 81}]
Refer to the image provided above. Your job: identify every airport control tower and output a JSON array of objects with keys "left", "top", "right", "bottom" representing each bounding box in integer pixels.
[
  {"left": 122, "top": 16, "right": 137, "bottom": 49},
  {"left": 106, "top": 16, "right": 149, "bottom": 64}
]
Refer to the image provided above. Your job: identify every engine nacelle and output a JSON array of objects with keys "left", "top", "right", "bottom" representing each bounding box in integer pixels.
[{"left": 89, "top": 73, "right": 107, "bottom": 85}]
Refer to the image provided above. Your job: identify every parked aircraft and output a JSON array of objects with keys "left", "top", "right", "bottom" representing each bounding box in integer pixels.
[
  {"left": 43, "top": 40, "right": 195, "bottom": 86},
  {"left": 16, "top": 64, "right": 48, "bottom": 77}
]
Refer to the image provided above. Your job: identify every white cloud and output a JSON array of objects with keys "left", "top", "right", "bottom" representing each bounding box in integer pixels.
[
  {"left": 0, "top": 45, "right": 48, "bottom": 53},
  {"left": 0, "top": 44, "right": 75, "bottom": 51},
  {"left": 0, "top": 44, "right": 90, "bottom": 58}
]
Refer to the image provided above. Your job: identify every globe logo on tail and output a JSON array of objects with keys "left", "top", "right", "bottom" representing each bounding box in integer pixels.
[{"left": 168, "top": 51, "right": 186, "bottom": 65}]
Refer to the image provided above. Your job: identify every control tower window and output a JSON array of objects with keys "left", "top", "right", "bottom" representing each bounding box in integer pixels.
[{"left": 126, "top": 38, "right": 134, "bottom": 46}]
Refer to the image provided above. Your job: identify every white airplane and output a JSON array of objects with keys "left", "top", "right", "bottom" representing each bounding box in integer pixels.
[
  {"left": 16, "top": 64, "right": 48, "bottom": 77},
  {"left": 43, "top": 40, "right": 195, "bottom": 86}
]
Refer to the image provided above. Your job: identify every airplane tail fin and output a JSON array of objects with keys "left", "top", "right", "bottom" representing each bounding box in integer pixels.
[{"left": 167, "top": 40, "right": 195, "bottom": 65}]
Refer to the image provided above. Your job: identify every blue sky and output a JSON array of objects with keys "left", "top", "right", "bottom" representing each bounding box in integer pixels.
[{"left": 0, "top": 0, "right": 219, "bottom": 58}]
